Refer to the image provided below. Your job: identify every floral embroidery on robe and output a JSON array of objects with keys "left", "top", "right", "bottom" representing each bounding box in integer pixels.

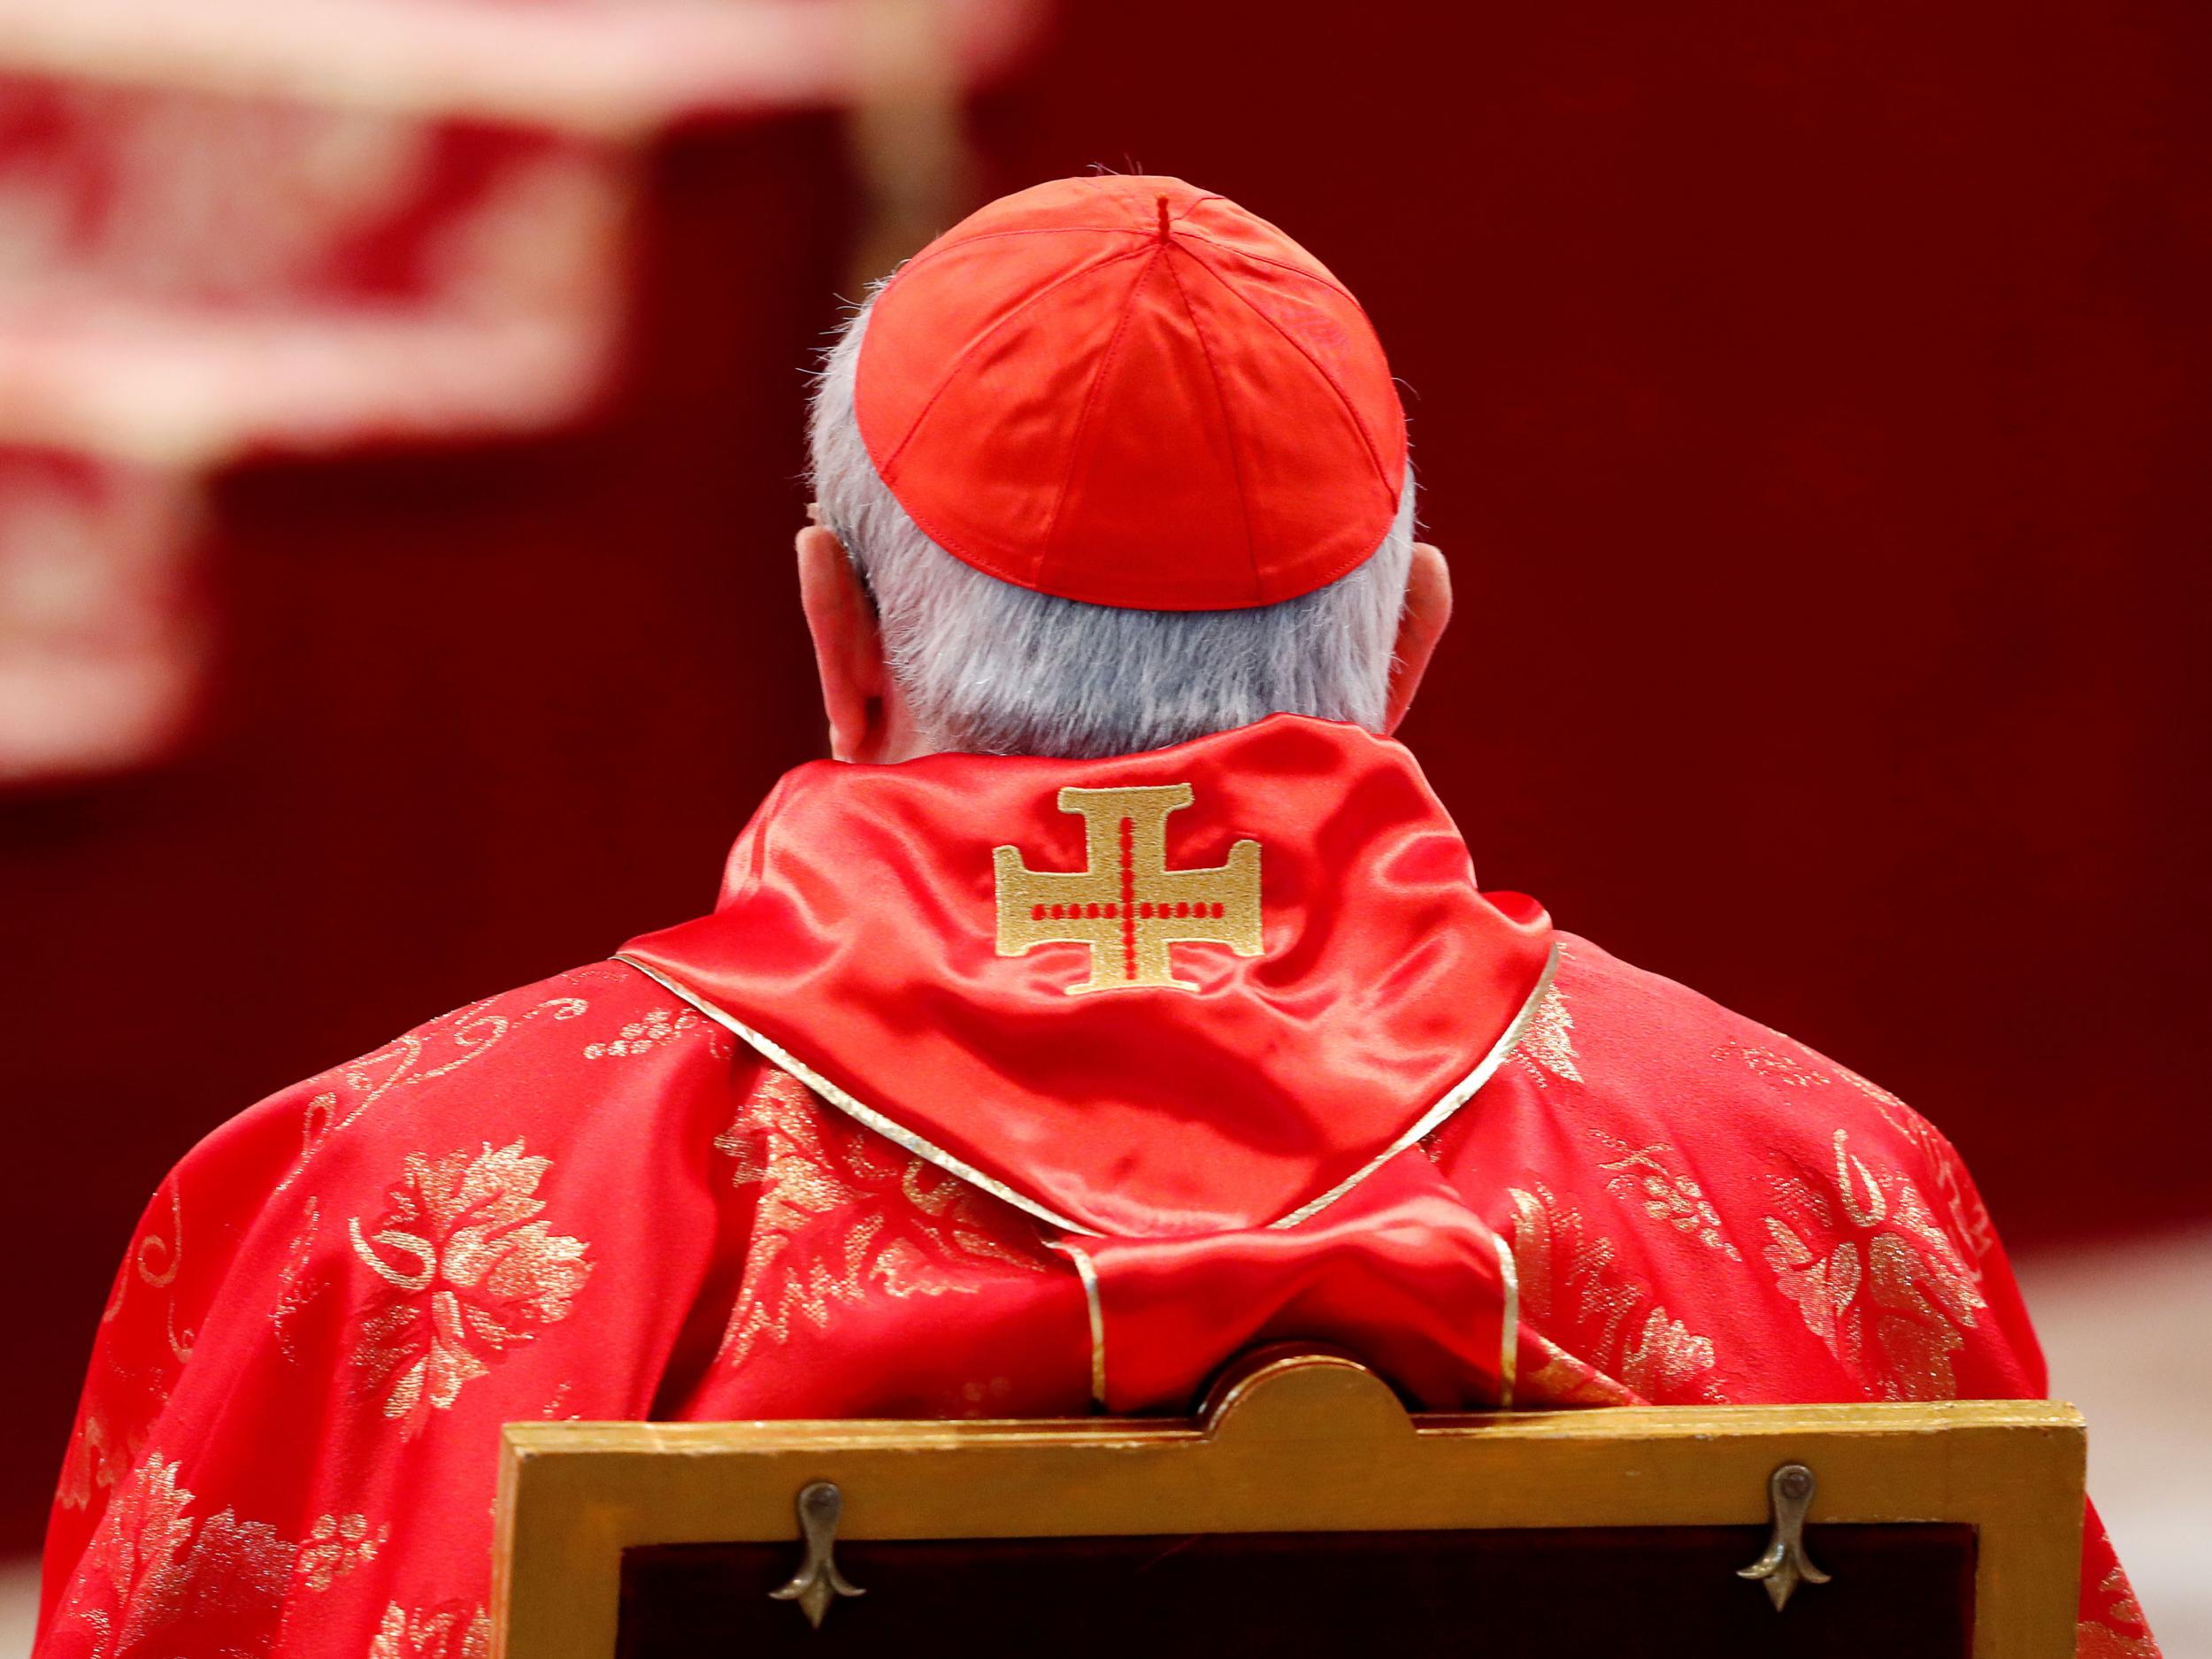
[
  {"left": 56, "top": 1455, "right": 377, "bottom": 1659},
  {"left": 715, "top": 1071, "right": 1050, "bottom": 1370},
  {"left": 33, "top": 947, "right": 2160, "bottom": 1659},
  {"left": 1594, "top": 1133, "right": 1741, "bottom": 1261},
  {"left": 348, "top": 1140, "right": 594, "bottom": 1432},
  {"left": 367, "top": 1601, "right": 492, "bottom": 1659},
  {"left": 1508, "top": 1183, "right": 1724, "bottom": 1405},
  {"left": 1762, "top": 1128, "right": 1986, "bottom": 1400},
  {"left": 2077, "top": 1567, "right": 2161, "bottom": 1659},
  {"left": 1514, "top": 979, "right": 1583, "bottom": 1086}
]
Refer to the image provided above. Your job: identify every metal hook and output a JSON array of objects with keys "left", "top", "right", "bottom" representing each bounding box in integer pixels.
[
  {"left": 1737, "top": 1462, "right": 1832, "bottom": 1611},
  {"left": 770, "top": 1480, "right": 866, "bottom": 1630}
]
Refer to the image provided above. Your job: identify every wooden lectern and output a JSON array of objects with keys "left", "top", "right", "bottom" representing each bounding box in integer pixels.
[{"left": 493, "top": 1350, "right": 2085, "bottom": 1658}]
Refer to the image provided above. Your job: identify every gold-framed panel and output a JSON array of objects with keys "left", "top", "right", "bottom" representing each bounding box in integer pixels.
[{"left": 493, "top": 1352, "right": 2085, "bottom": 1659}]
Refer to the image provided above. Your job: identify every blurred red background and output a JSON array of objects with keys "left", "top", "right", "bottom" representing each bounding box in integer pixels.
[{"left": 3, "top": 0, "right": 2207, "bottom": 1551}]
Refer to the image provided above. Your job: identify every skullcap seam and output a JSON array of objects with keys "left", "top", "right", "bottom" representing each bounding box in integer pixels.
[
  {"left": 1036, "top": 242, "right": 1171, "bottom": 586},
  {"left": 1174, "top": 241, "right": 1401, "bottom": 506},
  {"left": 872, "top": 242, "right": 1156, "bottom": 481},
  {"left": 1162, "top": 247, "right": 1263, "bottom": 603}
]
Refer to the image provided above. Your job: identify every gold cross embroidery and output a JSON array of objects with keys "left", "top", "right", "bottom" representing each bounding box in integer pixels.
[{"left": 994, "top": 784, "right": 1263, "bottom": 995}]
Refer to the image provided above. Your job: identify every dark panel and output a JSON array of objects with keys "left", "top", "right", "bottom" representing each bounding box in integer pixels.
[{"left": 620, "top": 1524, "right": 1977, "bottom": 1658}]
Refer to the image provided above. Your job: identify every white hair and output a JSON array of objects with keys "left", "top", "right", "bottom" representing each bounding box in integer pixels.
[{"left": 808, "top": 296, "right": 1416, "bottom": 760}]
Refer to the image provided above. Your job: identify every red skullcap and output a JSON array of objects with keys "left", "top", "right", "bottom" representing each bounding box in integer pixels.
[{"left": 854, "top": 175, "right": 1409, "bottom": 611}]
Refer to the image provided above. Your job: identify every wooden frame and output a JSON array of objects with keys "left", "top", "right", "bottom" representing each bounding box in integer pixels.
[{"left": 493, "top": 1351, "right": 2085, "bottom": 1659}]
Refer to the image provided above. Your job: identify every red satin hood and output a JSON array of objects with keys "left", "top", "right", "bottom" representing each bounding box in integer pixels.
[{"left": 620, "top": 716, "right": 1554, "bottom": 1239}]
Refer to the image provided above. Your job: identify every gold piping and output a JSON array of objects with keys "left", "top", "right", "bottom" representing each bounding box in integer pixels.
[
  {"left": 1266, "top": 942, "right": 1563, "bottom": 1230},
  {"left": 613, "top": 939, "right": 1560, "bottom": 1239},
  {"left": 614, "top": 954, "right": 1104, "bottom": 1238},
  {"left": 1048, "top": 1239, "right": 1108, "bottom": 1409},
  {"left": 1494, "top": 1227, "right": 1520, "bottom": 1409}
]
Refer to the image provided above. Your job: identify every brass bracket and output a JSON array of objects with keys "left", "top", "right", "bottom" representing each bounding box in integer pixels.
[
  {"left": 1738, "top": 1462, "right": 1832, "bottom": 1610},
  {"left": 769, "top": 1480, "right": 866, "bottom": 1630}
]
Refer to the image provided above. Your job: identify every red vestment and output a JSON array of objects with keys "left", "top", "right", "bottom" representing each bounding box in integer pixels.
[{"left": 37, "top": 718, "right": 2158, "bottom": 1657}]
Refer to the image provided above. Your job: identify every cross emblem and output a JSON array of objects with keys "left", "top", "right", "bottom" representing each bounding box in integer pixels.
[{"left": 994, "top": 783, "right": 1262, "bottom": 995}]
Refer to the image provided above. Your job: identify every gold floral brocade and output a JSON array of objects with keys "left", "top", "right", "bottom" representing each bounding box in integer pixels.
[
  {"left": 1515, "top": 979, "right": 1584, "bottom": 1086},
  {"left": 1715, "top": 1038, "right": 1832, "bottom": 1090},
  {"left": 716, "top": 1071, "right": 1051, "bottom": 1370},
  {"left": 296, "top": 1512, "right": 387, "bottom": 1593},
  {"left": 60, "top": 1455, "right": 376, "bottom": 1659},
  {"left": 348, "top": 1140, "right": 593, "bottom": 1434},
  {"left": 1857, "top": 1079, "right": 2000, "bottom": 1270},
  {"left": 2077, "top": 1568, "right": 2161, "bottom": 1659},
  {"left": 1506, "top": 1184, "right": 1723, "bottom": 1404},
  {"left": 1730, "top": 1029, "right": 1994, "bottom": 1271},
  {"left": 1762, "top": 1129, "right": 1985, "bottom": 1400},
  {"left": 582, "top": 1005, "right": 716, "bottom": 1060},
  {"left": 65, "top": 1185, "right": 193, "bottom": 1513},
  {"left": 280, "top": 986, "right": 593, "bottom": 1196},
  {"left": 270, "top": 1196, "right": 324, "bottom": 1363},
  {"left": 1595, "top": 1134, "right": 1740, "bottom": 1261},
  {"left": 369, "top": 1601, "right": 493, "bottom": 1659},
  {"left": 58, "top": 1406, "right": 141, "bottom": 1515}
]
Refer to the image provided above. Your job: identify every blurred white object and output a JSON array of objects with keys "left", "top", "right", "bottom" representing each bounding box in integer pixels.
[
  {"left": 2016, "top": 1226, "right": 2212, "bottom": 1657},
  {"left": 0, "top": 459, "right": 202, "bottom": 787},
  {"left": 0, "top": 0, "right": 1039, "bottom": 138},
  {"left": 0, "top": 0, "right": 1036, "bottom": 784},
  {"left": 0, "top": 1554, "right": 36, "bottom": 1659}
]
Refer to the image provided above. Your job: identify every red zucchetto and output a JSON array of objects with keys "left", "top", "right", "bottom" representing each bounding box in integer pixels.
[{"left": 854, "top": 174, "right": 1409, "bottom": 611}]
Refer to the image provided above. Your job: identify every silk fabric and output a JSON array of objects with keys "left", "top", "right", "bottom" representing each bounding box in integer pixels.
[{"left": 621, "top": 716, "right": 1555, "bottom": 1240}]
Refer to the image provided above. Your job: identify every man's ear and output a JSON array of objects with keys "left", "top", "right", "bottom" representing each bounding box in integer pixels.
[
  {"left": 1383, "top": 541, "right": 1452, "bottom": 733},
  {"left": 796, "top": 524, "right": 887, "bottom": 761}
]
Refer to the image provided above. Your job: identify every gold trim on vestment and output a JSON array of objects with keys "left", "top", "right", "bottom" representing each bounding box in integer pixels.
[
  {"left": 1494, "top": 1228, "right": 1520, "bottom": 1409},
  {"left": 1048, "top": 1240, "right": 1108, "bottom": 1409},
  {"left": 1265, "top": 942, "right": 1563, "bottom": 1231},
  {"left": 612, "top": 939, "right": 1559, "bottom": 1239},
  {"left": 613, "top": 954, "right": 1105, "bottom": 1238}
]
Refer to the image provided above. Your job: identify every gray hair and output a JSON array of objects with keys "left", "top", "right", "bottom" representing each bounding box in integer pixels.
[{"left": 808, "top": 296, "right": 1416, "bottom": 760}]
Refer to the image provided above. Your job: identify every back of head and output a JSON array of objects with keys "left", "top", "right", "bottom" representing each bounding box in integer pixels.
[{"left": 808, "top": 174, "right": 1416, "bottom": 759}]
